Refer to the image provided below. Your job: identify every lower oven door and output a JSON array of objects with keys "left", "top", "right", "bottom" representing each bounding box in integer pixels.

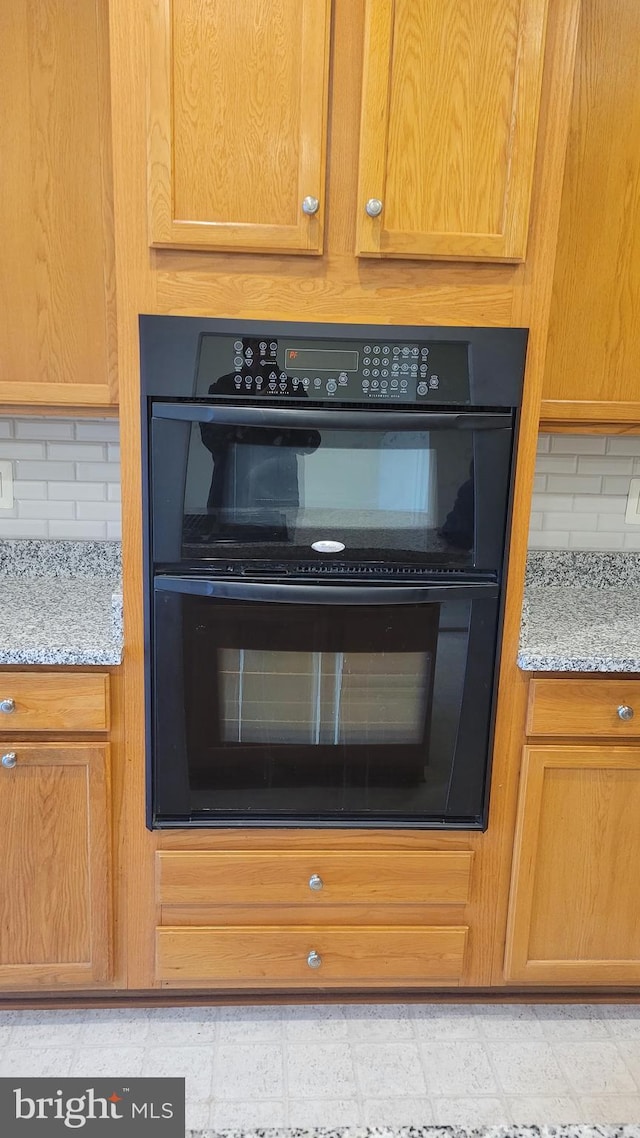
[{"left": 150, "top": 577, "right": 501, "bottom": 829}]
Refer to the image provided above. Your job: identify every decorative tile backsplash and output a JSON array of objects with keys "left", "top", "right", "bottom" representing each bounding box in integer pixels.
[
  {"left": 530, "top": 434, "right": 640, "bottom": 550},
  {"left": 0, "top": 418, "right": 120, "bottom": 540}
]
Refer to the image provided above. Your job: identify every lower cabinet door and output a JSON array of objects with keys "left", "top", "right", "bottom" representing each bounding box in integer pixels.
[
  {"left": 0, "top": 744, "right": 111, "bottom": 988},
  {"left": 156, "top": 925, "right": 468, "bottom": 987},
  {"left": 505, "top": 745, "right": 640, "bottom": 984}
]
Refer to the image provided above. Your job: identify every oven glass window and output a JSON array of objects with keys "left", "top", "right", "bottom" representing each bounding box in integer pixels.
[{"left": 179, "top": 422, "right": 474, "bottom": 564}]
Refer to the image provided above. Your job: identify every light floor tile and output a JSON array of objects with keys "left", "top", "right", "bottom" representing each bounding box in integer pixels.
[
  {"left": 146, "top": 1007, "right": 218, "bottom": 1044},
  {"left": 77, "top": 1009, "right": 151, "bottom": 1046},
  {"left": 361, "top": 1096, "right": 434, "bottom": 1126},
  {"left": 288, "top": 1097, "right": 360, "bottom": 1127},
  {"left": 603, "top": 1007, "right": 640, "bottom": 1039},
  {"left": 554, "top": 1041, "right": 638, "bottom": 1094},
  {"left": 212, "top": 1043, "right": 284, "bottom": 1101},
  {"left": 353, "top": 1041, "right": 426, "bottom": 1098},
  {"left": 411, "top": 1005, "right": 481, "bottom": 1040},
  {"left": 420, "top": 1041, "right": 498, "bottom": 1096},
  {"left": 286, "top": 1043, "right": 356, "bottom": 1100},
  {"left": 210, "top": 1098, "right": 286, "bottom": 1129},
  {"left": 488, "top": 1041, "right": 569, "bottom": 1096},
  {"left": 534, "top": 1004, "right": 610, "bottom": 1040},
  {"left": 8, "top": 1010, "right": 86, "bottom": 1047},
  {"left": 576, "top": 1094, "right": 640, "bottom": 1123},
  {"left": 68, "top": 1047, "right": 145, "bottom": 1078},
  {"left": 283, "top": 1004, "right": 348, "bottom": 1041},
  {"left": 476, "top": 1004, "right": 545, "bottom": 1039},
  {"left": 217, "top": 1007, "right": 283, "bottom": 1044},
  {"left": 431, "top": 1096, "right": 510, "bottom": 1126},
  {"left": 0, "top": 1048, "right": 75, "bottom": 1078},
  {"left": 508, "top": 1096, "right": 581, "bottom": 1124},
  {"left": 142, "top": 1046, "right": 214, "bottom": 1102},
  {"left": 613, "top": 1041, "right": 640, "bottom": 1090},
  {"left": 345, "top": 1004, "right": 414, "bottom": 1041}
]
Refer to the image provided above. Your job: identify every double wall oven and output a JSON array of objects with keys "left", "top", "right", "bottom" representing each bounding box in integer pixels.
[{"left": 140, "top": 318, "right": 526, "bottom": 830}]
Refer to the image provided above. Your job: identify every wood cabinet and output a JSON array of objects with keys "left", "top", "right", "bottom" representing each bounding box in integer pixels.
[
  {"left": 0, "top": 0, "right": 116, "bottom": 407},
  {"left": 542, "top": 0, "right": 640, "bottom": 424},
  {"left": 356, "top": 0, "right": 549, "bottom": 261},
  {"left": 505, "top": 679, "right": 640, "bottom": 985},
  {"left": 146, "top": 0, "right": 549, "bottom": 261},
  {"left": 0, "top": 744, "right": 111, "bottom": 989}
]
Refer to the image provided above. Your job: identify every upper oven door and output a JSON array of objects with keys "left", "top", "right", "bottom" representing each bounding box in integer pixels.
[{"left": 150, "top": 404, "right": 514, "bottom": 572}]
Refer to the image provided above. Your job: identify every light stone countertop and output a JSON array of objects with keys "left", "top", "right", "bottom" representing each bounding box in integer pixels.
[
  {"left": 0, "top": 540, "right": 122, "bottom": 666},
  {"left": 518, "top": 551, "right": 640, "bottom": 672}
]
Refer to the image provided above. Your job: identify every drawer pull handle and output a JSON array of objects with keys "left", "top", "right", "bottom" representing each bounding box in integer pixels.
[
  {"left": 302, "top": 195, "right": 320, "bottom": 216},
  {"left": 307, "top": 949, "right": 322, "bottom": 969},
  {"left": 1, "top": 752, "right": 17, "bottom": 768},
  {"left": 618, "top": 705, "right": 634, "bottom": 721},
  {"left": 0, "top": 699, "right": 15, "bottom": 714},
  {"left": 308, "top": 874, "right": 324, "bottom": 892},
  {"left": 365, "top": 197, "right": 384, "bottom": 218}
]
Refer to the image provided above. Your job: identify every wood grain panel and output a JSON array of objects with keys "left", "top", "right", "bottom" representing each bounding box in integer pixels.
[
  {"left": 148, "top": 0, "right": 331, "bottom": 252},
  {"left": 0, "top": 0, "right": 116, "bottom": 405},
  {"left": 356, "top": 0, "right": 549, "bottom": 260},
  {"left": 505, "top": 746, "right": 640, "bottom": 984},
  {"left": 0, "top": 744, "right": 111, "bottom": 988},
  {"left": 0, "top": 673, "right": 109, "bottom": 733},
  {"left": 156, "top": 925, "right": 468, "bottom": 986},
  {"left": 543, "top": 0, "right": 640, "bottom": 416},
  {"left": 527, "top": 679, "right": 640, "bottom": 738},
  {"left": 157, "top": 850, "right": 473, "bottom": 907}
]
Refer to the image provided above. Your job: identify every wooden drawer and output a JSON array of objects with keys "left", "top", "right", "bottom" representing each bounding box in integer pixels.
[
  {"left": 157, "top": 850, "right": 473, "bottom": 908},
  {"left": 156, "top": 925, "right": 468, "bottom": 986},
  {"left": 0, "top": 673, "right": 109, "bottom": 733},
  {"left": 527, "top": 679, "right": 640, "bottom": 738}
]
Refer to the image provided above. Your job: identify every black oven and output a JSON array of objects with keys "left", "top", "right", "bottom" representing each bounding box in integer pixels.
[{"left": 140, "top": 317, "right": 526, "bottom": 829}]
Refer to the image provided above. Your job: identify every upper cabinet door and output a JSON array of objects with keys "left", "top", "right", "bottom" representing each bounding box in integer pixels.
[
  {"left": 356, "top": 0, "right": 549, "bottom": 261},
  {"left": 148, "top": 0, "right": 332, "bottom": 253}
]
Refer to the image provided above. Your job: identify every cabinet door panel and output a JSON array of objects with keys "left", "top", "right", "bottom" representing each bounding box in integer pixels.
[
  {"left": 0, "top": 744, "right": 111, "bottom": 988},
  {"left": 148, "top": 0, "right": 331, "bottom": 252},
  {"left": 357, "top": 0, "right": 549, "bottom": 261},
  {"left": 505, "top": 746, "right": 640, "bottom": 984}
]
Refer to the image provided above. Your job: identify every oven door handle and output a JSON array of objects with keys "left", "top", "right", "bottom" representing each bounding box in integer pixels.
[
  {"left": 154, "top": 576, "right": 500, "bottom": 604},
  {"left": 151, "top": 403, "right": 512, "bottom": 431}
]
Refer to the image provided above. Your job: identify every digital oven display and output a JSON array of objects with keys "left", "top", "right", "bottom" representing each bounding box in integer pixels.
[{"left": 284, "top": 347, "right": 359, "bottom": 372}]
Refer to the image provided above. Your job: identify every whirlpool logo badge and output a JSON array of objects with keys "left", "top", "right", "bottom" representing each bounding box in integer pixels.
[{"left": 0, "top": 1078, "right": 185, "bottom": 1136}]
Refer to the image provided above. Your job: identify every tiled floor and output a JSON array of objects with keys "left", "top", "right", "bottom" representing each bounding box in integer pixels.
[{"left": 1, "top": 1003, "right": 640, "bottom": 1130}]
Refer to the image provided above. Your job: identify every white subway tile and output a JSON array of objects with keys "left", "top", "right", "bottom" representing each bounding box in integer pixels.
[
  {"left": 527, "top": 533, "right": 571, "bottom": 550},
  {"left": 76, "top": 462, "right": 119, "bottom": 481},
  {"left": 48, "top": 482, "right": 107, "bottom": 501},
  {"left": 597, "top": 514, "right": 633, "bottom": 532},
  {"left": 0, "top": 420, "right": 13, "bottom": 438},
  {"left": 15, "top": 419, "right": 74, "bottom": 440},
  {"left": 536, "top": 435, "right": 551, "bottom": 453},
  {"left": 550, "top": 435, "right": 607, "bottom": 455},
  {"left": 623, "top": 532, "right": 640, "bottom": 549},
  {"left": 12, "top": 480, "right": 47, "bottom": 500},
  {"left": 16, "top": 461, "right": 75, "bottom": 481},
  {"left": 569, "top": 532, "right": 624, "bottom": 550},
  {"left": 633, "top": 458, "right": 640, "bottom": 474},
  {"left": 531, "top": 494, "right": 574, "bottom": 513},
  {"left": 75, "top": 420, "right": 120, "bottom": 442},
  {"left": 534, "top": 455, "right": 578, "bottom": 474},
  {"left": 573, "top": 495, "right": 627, "bottom": 514},
  {"left": 545, "top": 475, "right": 603, "bottom": 494},
  {"left": 0, "top": 441, "right": 46, "bottom": 459},
  {"left": 47, "top": 442, "right": 105, "bottom": 462},
  {"left": 606, "top": 436, "right": 640, "bottom": 456},
  {"left": 0, "top": 519, "right": 48, "bottom": 537},
  {"left": 532, "top": 474, "right": 547, "bottom": 492},
  {"left": 18, "top": 500, "right": 74, "bottom": 520},
  {"left": 107, "top": 443, "right": 120, "bottom": 462},
  {"left": 543, "top": 512, "right": 598, "bottom": 532},
  {"left": 602, "top": 476, "right": 633, "bottom": 495},
  {"left": 106, "top": 521, "right": 122, "bottom": 540},
  {"left": 48, "top": 520, "right": 108, "bottom": 539},
  {"left": 528, "top": 512, "right": 543, "bottom": 531},
  {"left": 577, "top": 456, "right": 634, "bottom": 474},
  {"left": 107, "top": 483, "right": 121, "bottom": 501},
  {"left": 76, "top": 501, "right": 121, "bottom": 521}
]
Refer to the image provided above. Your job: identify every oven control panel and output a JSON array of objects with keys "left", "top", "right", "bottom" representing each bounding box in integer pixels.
[{"left": 195, "top": 334, "right": 470, "bottom": 403}]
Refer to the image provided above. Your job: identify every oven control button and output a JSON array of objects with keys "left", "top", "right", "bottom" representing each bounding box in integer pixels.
[
  {"left": 402, "top": 346, "right": 410, "bottom": 356},
  {"left": 234, "top": 340, "right": 243, "bottom": 351},
  {"left": 269, "top": 341, "right": 277, "bottom": 351},
  {"left": 382, "top": 345, "right": 390, "bottom": 354},
  {"left": 269, "top": 371, "right": 277, "bottom": 380},
  {"left": 302, "top": 377, "right": 310, "bottom": 387},
  {"left": 234, "top": 378, "right": 242, "bottom": 388},
  {"left": 371, "top": 380, "right": 379, "bottom": 389},
  {"left": 380, "top": 380, "right": 388, "bottom": 389},
  {"left": 400, "top": 379, "right": 408, "bottom": 389},
  {"left": 326, "top": 380, "right": 337, "bottom": 393},
  {"left": 430, "top": 375, "right": 440, "bottom": 388},
  {"left": 362, "top": 379, "right": 369, "bottom": 389},
  {"left": 363, "top": 368, "right": 370, "bottom": 377},
  {"left": 390, "top": 379, "right": 399, "bottom": 389},
  {"left": 314, "top": 378, "right": 322, "bottom": 387},
  {"left": 338, "top": 373, "right": 348, "bottom": 385},
  {"left": 411, "top": 346, "right": 419, "bottom": 356},
  {"left": 364, "top": 344, "right": 371, "bottom": 353},
  {"left": 417, "top": 382, "right": 429, "bottom": 395},
  {"left": 234, "top": 356, "right": 243, "bottom": 367},
  {"left": 421, "top": 347, "right": 429, "bottom": 357}
]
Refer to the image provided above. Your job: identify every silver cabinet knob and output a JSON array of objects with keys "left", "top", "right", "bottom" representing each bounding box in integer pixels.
[
  {"left": 309, "top": 874, "right": 323, "bottom": 892},
  {"left": 0, "top": 699, "right": 15, "bottom": 714},
  {"left": 1, "top": 752, "right": 17, "bottom": 768},
  {"left": 618, "top": 704, "right": 634, "bottom": 721},
  {"left": 302, "top": 195, "right": 320, "bottom": 215},
  {"left": 307, "top": 949, "right": 322, "bottom": 969},
  {"left": 365, "top": 197, "right": 383, "bottom": 217}
]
